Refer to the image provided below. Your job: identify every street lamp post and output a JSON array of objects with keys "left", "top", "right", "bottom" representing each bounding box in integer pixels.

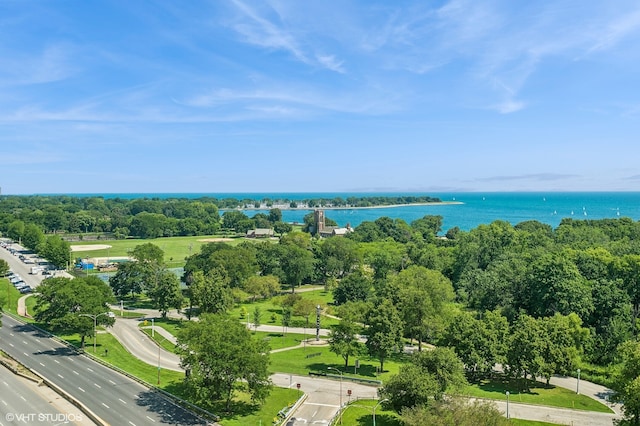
[
  {"left": 577, "top": 368, "right": 581, "bottom": 394},
  {"left": 506, "top": 391, "right": 510, "bottom": 419},
  {"left": 328, "top": 367, "right": 343, "bottom": 425},
  {"left": 79, "top": 312, "right": 111, "bottom": 353},
  {"left": 373, "top": 398, "right": 389, "bottom": 426}
]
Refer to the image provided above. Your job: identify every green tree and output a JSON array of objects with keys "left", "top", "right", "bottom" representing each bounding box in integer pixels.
[
  {"left": 505, "top": 315, "right": 544, "bottom": 390},
  {"left": 22, "top": 223, "right": 45, "bottom": 251},
  {"left": 277, "top": 243, "right": 315, "bottom": 293},
  {"left": 109, "top": 261, "right": 146, "bottom": 298},
  {"left": 0, "top": 259, "right": 9, "bottom": 277},
  {"left": 332, "top": 270, "right": 372, "bottom": 305},
  {"left": 365, "top": 299, "right": 404, "bottom": 372},
  {"left": 328, "top": 317, "right": 361, "bottom": 368},
  {"left": 380, "top": 364, "right": 439, "bottom": 412},
  {"left": 39, "top": 235, "right": 71, "bottom": 269},
  {"left": 176, "top": 314, "right": 271, "bottom": 411},
  {"left": 34, "top": 276, "right": 115, "bottom": 348},
  {"left": 412, "top": 347, "right": 468, "bottom": 398},
  {"left": 148, "top": 268, "right": 183, "bottom": 318},
  {"left": 524, "top": 253, "right": 593, "bottom": 320},
  {"left": 252, "top": 306, "right": 262, "bottom": 331},
  {"left": 7, "top": 220, "right": 25, "bottom": 242},
  {"left": 242, "top": 275, "right": 281, "bottom": 301},
  {"left": 441, "top": 310, "right": 509, "bottom": 380},
  {"left": 401, "top": 399, "right": 510, "bottom": 426},
  {"left": 190, "top": 270, "right": 233, "bottom": 314},
  {"left": 614, "top": 341, "right": 640, "bottom": 425},
  {"left": 132, "top": 242, "right": 165, "bottom": 264},
  {"left": 394, "top": 266, "right": 454, "bottom": 350}
]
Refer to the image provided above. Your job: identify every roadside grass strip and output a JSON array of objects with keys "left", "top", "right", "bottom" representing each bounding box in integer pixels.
[
  {"left": 463, "top": 377, "right": 613, "bottom": 413},
  {"left": 337, "top": 399, "right": 402, "bottom": 426}
]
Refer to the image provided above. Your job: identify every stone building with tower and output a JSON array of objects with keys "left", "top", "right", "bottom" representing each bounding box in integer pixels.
[{"left": 313, "top": 209, "right": 353, "bottom": 237}]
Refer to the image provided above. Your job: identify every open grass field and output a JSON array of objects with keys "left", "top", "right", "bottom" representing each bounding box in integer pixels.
[
  {"left": 336, "top": 399, "right": 402, "bottom": 426},
  {"left": 70, "top": 234, "right": 258, "bottom": 267},
  {"left": 269, "top": 344, "right": 406, "bottom": 383},
  {"left": 230, "top": 289, "right": 342, "bottom": 329},
  {"left": 0, "top": 279, "right": 22, "bottom": 316},
  {"left": 463, "top": 377, "right": 613, "bottom": 413}
]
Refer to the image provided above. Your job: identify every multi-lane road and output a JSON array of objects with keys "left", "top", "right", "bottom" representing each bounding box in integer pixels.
[
  {"left": 1, "top": 241, "right": 209, "bottom": 425},
  {"left": 0, "top": 363, "right": 92, "bottom": 426},
  {"left": 0, "top": 315, "right": 208, "bottom": 425}
]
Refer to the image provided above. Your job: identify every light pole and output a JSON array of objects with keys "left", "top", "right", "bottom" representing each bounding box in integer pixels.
[
  {"left": 576, "top": 368, "right": 581, "bottom": 394},
  {"left": 373, "top": 398, "right": 389, "bottom": 426},
  {"left": 506, "top": 391, "right": 510, "bottom": 419},
  {"left": 79, "top": 312, "right": 111, "bottom": 353},
  {"left": 328, "top": 367, "right": 343, "bottom": 425}
]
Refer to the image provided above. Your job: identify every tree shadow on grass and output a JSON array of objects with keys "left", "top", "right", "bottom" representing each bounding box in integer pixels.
[
  {"left": 307, "top": 362, "right": 384, "bottom": 378},
  {"left": 350, "top": 413, "right": 401, "bottom": 426},
  {"left": 162, "top": 381, "right": 260, "bottom": 421},
  {"left": 474, "top": 376, "right": 555, "bottom": 395},
  {"left": 135, "top": 389, "right": 208, "bottom": 425}
]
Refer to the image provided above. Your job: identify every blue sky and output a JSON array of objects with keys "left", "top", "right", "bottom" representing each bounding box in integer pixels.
[{"left": 2, "top": 0, "right": 640, "bottom": 194}]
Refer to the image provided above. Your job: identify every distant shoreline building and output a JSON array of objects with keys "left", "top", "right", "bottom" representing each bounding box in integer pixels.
[{"left": 313, "top": 209, "right": 353, "bottom": 237}]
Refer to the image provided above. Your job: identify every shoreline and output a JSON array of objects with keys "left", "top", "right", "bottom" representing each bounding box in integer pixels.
[{"left": 231, "top": 201, "right": 464, "bottom": 211}]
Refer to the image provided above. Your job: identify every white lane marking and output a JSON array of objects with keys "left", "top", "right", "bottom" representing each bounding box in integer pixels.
[
  {"left": 101, "top": 402, "right": 109, "bottom": 409},
  {"left": 22, "top": 352, "right": 29, "bottom": 357},
  {"left": 145, "top": 416, "right": 155, "bottom": 422},
  {"left": 2, "top": 381, "right": 7, "bottom": 386},
  {"left": 39, "top": 362, "right": 45, "bottom": 367},
  {"left": 304, "top": 403, "right": 340, "bottom": 407},
  {"left": 57, "top": 374, "right": 64, "bottom": 379},
  {"left": 129, "top": 421, "right": 137, "bottom": 426},
  {"left": 87, "top": 367, "right": 93, "bottom": 372},
  {"left": 1, "top": 399, "right": 7, "bottom": 405},
  {"left": 109, "top": 379, "right": 116, "bottom": 385},
  {"left": 9, "top": 333, "right": 13, "bottom": 336},
  {"left": 8, "top": 343, "right": 13, "bottom": 347},
  {"left": 312, "top": 410, "right": 318, "bottom": 417},
  {"left": 20, "top": 396, "right": 26, "bottom": 402},
  {"left": 22, "top": 340, "right": 27, "bottom": 345},
  {"left": 78, "top": 387, "right": 85, "bottom": 393},
  {"left": 54, "top": 359, "right": 60, "bottom": 364},
  {"left": 73, "top": 370, "right": 79, "bottom": 375},
  {"left": 94, "top": 383, "right": 101, "bottom": 388},
  {"left": 119, "top": 398, "right": 127, "bottom": 404}
]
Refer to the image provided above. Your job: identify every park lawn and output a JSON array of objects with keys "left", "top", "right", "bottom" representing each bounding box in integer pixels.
[
  {"left": 139, "top": 316, "right": 186, "bottom": 337},
  {"left": 463, "top": 377, "right": 613, "bottom": 413},
  {"left": 230, "top": 289, "right": 342, "bottom": 330},
  {"left": 70, "top": 234, "right": 250, "bottom": 267},
  {"left": 0, "top": 279, "right": 23, "bottom": 316},
  {"left": 252, "top": 331, "right": 319, "bottom": 351},
  {"left": 217, "top": 387, "right": 299, "bottom": 426},
  {"left": 337, "top": 399, "right": 402, "bottom": 426},
  {"left": 141, "top": 328, "right": 178, "bottom": 353},
  {"left": 269, "top": 345, "right": 405, "bottom": 383}
]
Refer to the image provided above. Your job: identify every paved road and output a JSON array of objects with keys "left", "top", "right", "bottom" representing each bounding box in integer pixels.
[
  {"left": 491, "top": 399, "right": 617, "bottom": 426},
  {"left": 0, "top": 315, "right": 208, "bottom": 425},
  {"left": 0, "top": 363, "right": 94, "bottom": 426},
  {"left": 271, "top": 373, "right": 379, "bottom": 426}
]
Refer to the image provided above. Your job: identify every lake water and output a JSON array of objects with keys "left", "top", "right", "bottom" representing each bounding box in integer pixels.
[{"left": 77, "top": 191, "right": 640, "bottom": 232}]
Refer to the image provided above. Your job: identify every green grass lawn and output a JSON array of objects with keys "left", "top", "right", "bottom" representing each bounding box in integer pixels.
[
  {"left": 217, "top": 387, "right": 299, "bottom": 426},
  {"left": 252, "top": 330, "right": 319, "bottom": 351},
  {"left": 70, "top": 234, "right": 253, "bottom": 267},
  {"left": 337, "top": 399, "right": 402, "bottom": 426},
  {"left": 463, "top": 377, "right": 613, "bottom": 413},
  {"left": 510, "top": 420, "right": 562, "bottom": 426},
  {"left": 230, "top": 289, "right": 342, "bottom": 330},
  {"left": 269, "top": 345, "right": 405, "bottom": 383},
  {"left": 1, "top": 279, "right": 23, "bottom": 316}
]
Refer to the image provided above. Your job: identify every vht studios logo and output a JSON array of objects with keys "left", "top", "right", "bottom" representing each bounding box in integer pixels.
[{"left": 5, "top": 413, "right": 83, "bottom": 423}]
